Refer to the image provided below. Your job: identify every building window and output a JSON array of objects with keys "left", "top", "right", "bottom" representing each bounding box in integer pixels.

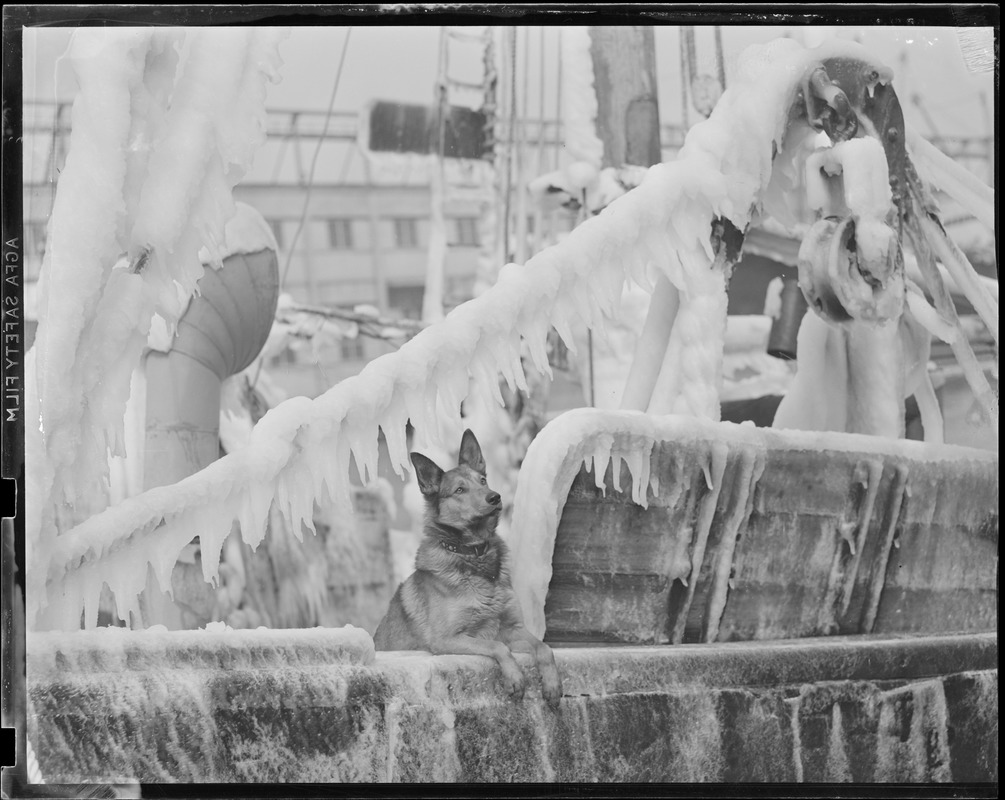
[
  {"left": 267, "top": 219, "right": 284, "bottom": 250},
  {"left": 453, "top": 217, "right": 480, "bottom": 247},
  {"left": 387, "top": 284, "right": 425, "bottom": 321},
  {"left": 327, "top": 218, "right": 353, "bottom": 250},
  {"left": 392, "top": 218, "right": 419, "bottom": 249}
]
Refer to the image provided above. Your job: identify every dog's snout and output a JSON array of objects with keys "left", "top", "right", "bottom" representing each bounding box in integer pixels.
[{"left": 487, "top": 491, "right": 501, "bottom": 506}]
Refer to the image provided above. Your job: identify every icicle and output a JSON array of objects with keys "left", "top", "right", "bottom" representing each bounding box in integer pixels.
[
  {"left": 905, "top": 284, "right": 957, "bottom": 344},
  {"left": 198, "top": 506, "right": 234, "bottom": 585},
  {"left": 702, "top": 447, "right": 762, "bottom": 642},
  {"left": 624, "top": 442, "right": 652, "bottom": 509},
  {"left": 591, "top": 443, "right": 610, "bottom": 493},
  {"left": 912, "top": 372, "right": 944, "bottom": 445},
  {"left": 825, "top": 704, "right": 853, "bottom": 781},
  {"left": 905, "top": 221, "right": 997, "bottom": 433},
  {"left": 381, "top": 413, "right": 410, "bottom": 480},
  {"left": 551, "top": 307, "right": 578, "bottom": 354},
  {"left": 110, "top": 553, "right": 148, "bottom": 626},
  {"left": 917, "top": 214, "right": 998, "bottom": 347},
  {"left": 524, "top": 329, "right": 552, "bottom": 380},
  {"left": 609, "top": 452, "right": 623, "bottom": 493},
  {"left": 906, "top": 126, "right": 995, "bottom": 230},
  {"left": 236, "top": 487, "right": 272, "bottom": 551},
  {"left": 702, "top": 460, "right": 714, "bottom": 491},
  {"left": 331, "top": 435, "right": 356, "bottom": 518},
  {"left": 79, "top": 567, "right": 103, "bottom": 631}
]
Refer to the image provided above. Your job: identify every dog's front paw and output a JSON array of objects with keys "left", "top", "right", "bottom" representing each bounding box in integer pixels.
[
  {"left": 500, "top": 664, "right": 526, "bottom": 699},
  {"left": 541, "top": 670, "right": 563, "bottom": 705}
]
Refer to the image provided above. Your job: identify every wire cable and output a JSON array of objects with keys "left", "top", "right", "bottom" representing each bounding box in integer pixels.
[
  {"left": 258, "top": 28, "right": 352, "bottom": 389},
  {"left": 279, "top": 27, "right": 352, "bottom": 290},
  {"left": 501, "top": 26, "right": 517, "bottom": 263}
]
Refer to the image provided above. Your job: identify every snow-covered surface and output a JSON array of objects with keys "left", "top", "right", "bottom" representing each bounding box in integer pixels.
[
  {"left": 197, "top": 200, "right": 278, "bottom": 264},
  {"left": 805, "top": 137, "right": 893, "bottom": 219},
  {"left": 147, "top": 202, "right": 279, "bottom": 352},
  {"left": 27, "top": 623, "right": 375, "bottom": 672},
  {"left": 508, "top": 407, "right": 999, "bottom": 638}
]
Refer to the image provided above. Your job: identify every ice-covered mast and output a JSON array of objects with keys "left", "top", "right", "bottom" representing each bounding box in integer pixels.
[{"left": 27, "top": 27, "right": 287, "bottom": 628}]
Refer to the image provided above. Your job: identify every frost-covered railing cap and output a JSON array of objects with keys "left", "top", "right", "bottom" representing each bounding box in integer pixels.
[{"left": 27, "top": 624, "right": 375, "bottom": 675}]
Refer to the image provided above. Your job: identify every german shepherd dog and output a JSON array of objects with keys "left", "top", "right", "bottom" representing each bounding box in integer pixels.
[{"left": 374, "top": 430, "right": 562, "bottom": 702}]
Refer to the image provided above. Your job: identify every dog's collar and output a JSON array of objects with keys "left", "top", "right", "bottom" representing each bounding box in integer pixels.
[{"left": 440, "top": 539, "right": 490, "bottom": 558}]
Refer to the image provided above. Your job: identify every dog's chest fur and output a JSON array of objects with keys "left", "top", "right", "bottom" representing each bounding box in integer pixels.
[{"left": 409, "top": 538, "right": 513, "bottom": 637}]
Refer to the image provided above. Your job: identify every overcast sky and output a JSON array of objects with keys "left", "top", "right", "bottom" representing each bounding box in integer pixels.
[
  {"left": 20, "top": 23, "right": 995, "bottom": 193},
  {"left": 23, "top": 24, "right": 995, "bottom": 136}
]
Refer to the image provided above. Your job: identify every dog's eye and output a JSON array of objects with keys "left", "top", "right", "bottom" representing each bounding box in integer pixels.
[
  {"left": 454, "top": 486, "right": 466, "bottom": 494},
  {"left": 479, "top": 476, "right": 486, "bottom": 485}
]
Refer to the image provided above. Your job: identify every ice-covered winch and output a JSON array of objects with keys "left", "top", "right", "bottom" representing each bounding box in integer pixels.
[{"left": 799, "top": 138, "right": 905, "bottom": 325}]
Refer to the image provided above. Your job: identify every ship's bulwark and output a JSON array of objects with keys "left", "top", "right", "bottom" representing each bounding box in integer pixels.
[
  {"left": 27, "top": 627, "right": 997, "bottom": 782},
  {"left": 545, "top": 427, "right": 998, "bottom": 645}
]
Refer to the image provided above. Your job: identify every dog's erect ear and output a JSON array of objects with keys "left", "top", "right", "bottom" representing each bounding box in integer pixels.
[
  {"left": 458, "top": 429, "right": 486, "bottom": 475},
  {"left": 410, "top": 452, "right": 444, "bottom": 496}
]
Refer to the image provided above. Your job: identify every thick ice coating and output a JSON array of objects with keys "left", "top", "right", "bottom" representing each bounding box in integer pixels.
[
  {"left": 31, "top": 36, "right": 994, "bottom": 632},
  {"left": 508, "top": 407, "right": 998, "bottom": 638},
  {"left": 27, "top": 27, "right": 287, "bottom": 628}
]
